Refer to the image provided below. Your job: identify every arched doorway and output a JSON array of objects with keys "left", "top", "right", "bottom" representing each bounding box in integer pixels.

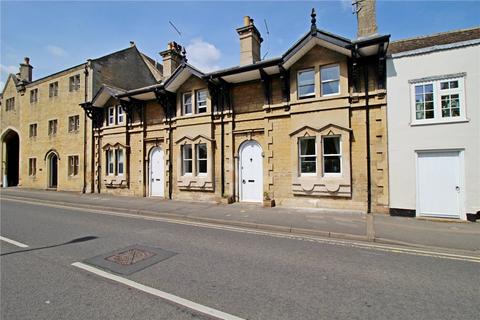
[
  {"left": 149, "top": 147, "right": 165, "bottom": 197},
  {"left": 238, "top": 140, "right": 263, "bottom": 202},
  {"left": 47, "top": 152, "right": 58, "bottom": 189},
  {"left": 2, "top": 129, "right": 20, "bottom": 187}
]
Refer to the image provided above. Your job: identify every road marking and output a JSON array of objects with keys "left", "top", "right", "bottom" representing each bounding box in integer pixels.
[
  {"left": 72, "top": 262, "right": 245, "bottom": 320},
  {"left": 3, "top": 196, "right": 480, "bottom": 263},
  {"left": 0, "top": 235, "right": 29, "bottom": 248}
]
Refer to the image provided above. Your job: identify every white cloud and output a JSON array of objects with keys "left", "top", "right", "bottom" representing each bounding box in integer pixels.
[
  {"left": 0, "top": 64, "right": 17, "bottom": 77},
  {"left": 46, "top": 45, "right": 67, "bottom": 57},
  {"left": 341, "top": 0, "right": 352, "bottom": 13},
  {"left": 185, "top": 38, "right": 221, "bottom": 72}
]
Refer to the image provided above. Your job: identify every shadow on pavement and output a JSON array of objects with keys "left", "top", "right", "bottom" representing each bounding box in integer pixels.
[{"left": 1, "top": 236, "right": 98, "bottom": 256}]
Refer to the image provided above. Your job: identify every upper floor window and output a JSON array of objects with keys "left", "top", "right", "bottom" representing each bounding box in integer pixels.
[
  {"left": 29, "top": 123, "right": 38, "bottom": 138},
  {"left": 183, "top": 92, "right": 193, "bottom": 115},
  {"left": 321, "top": 65, "right": 340, "bottom": 96},
  {"left": 411, "top": 76, "right": 465, "bottom": 124},
  {"left": 181, "top": 144, "right": 193, "bottom": 175},
  {"left": 196, "top": 90, "right": 207, "bottom": 114},
  {"left": 49, "top": 82, "right": 59, "bottom": 97},
  {"left": 196, "top": 143, "right": 207, "bottom": 175},
  {"left": 30, "top": 89, "right": 38, "bottom": 103},
  {"left": 6, "top": 97, "right": 15, "bottom": 111},
  {"left": 297, "top": 69, "right": 315, "bottom": 98},
  {"left": 48, "top": 119, "right": 58, "bottom": 136},
  {"left": 68, "top": 115, "right": 80, "bottom": 132},
  {"left": 299, "top": 137, "right": 316, "bottom": 176},
  {"left": 108, "top": 107, "right": 115, "bottom": 125},
  {"left": 68, "top": 155, "right": 79, "bottom": 176},
  {"left": 116, "top": 105, "right": 124, "bottom": 124},
  {"left": 323, "top": 136, "right": 341, "bottom": 175},
  {"left": 69, "top": 74, "right": 81, "bottom": 92}
]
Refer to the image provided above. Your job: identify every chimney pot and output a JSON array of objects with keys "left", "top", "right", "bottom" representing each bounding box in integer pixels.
[
  {"left": 243, "top": 16, "right": 250, "bottom": 26},
  {"left": 24, "top": 57, "right": 30, "bottom": 65},
  {"left": 19, "top": 57, "right": 33, "bottom": 82},
  {"left": 160, "top": 41, "right": 184, "bottom": 78},
  {"left": 237, "top": 16, "right": 262, "bottom": 66},
  {"left": 130, "top": 41, "right": 135, "bottom": 47}
]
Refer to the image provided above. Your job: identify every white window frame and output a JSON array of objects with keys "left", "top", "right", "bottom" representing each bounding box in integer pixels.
[
  {"left": 183, "top": 92, "right": 193, "bottom": 115},
  {"left": 181, "top": 144, "right": 193, "bottom": 175},
  {"left": 196, "top": 143, "right": 208, "bottom": 176},
  {"left": 196, "top": 89, "right": 208, "bottom": 114},
  {"left": 322, "top": 136, "right": 342, "bottom": 176},
  {"left": 108, "top": 107, "right": 115, "bottom": 126},
  {"left": 410, "top": 75, "right": 466, "bottom": 125},
  {"left": 115, "top": 149, "right": 124, "bottom": 176},
  {"left": 320, "top": 64, "right": 340, "bottom": 96},
  {"left": 298, "top": 137, "right": 317, "bottom": 176},
  {"left": 106, "top": 149, "right": 114, "bottom": 176},
  {"left": 116, "top": 105, "right": 124, "bottom": 124},
  {"left": 297, "top": 68, "right": 315, "bottom": 99}
]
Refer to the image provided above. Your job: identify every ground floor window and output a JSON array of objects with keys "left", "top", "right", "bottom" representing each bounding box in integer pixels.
[
  {"left": 182, "top": 144, "right": 193, "bottom": 175},
  {"left": 115, "top": 149, "right": 124, "bottom": 175},
  {"left": 196, "top": 143, "right": 207, "bottom": 175},
  {"left": 28, "top": 158, "right": 36, "bottom": 176},
  {"left": 106, "top": 148, "right": 125, "bottom": 176},
  {"left": 323, "top": 136, "right": 341, "bottom": 175},
  {"left": 68, "top": 155, "right": 79, "bottom": 176},
  {"left": 299, "top": 137, "right": 317, "bottom": 175},
  {"left": 106, "top": 150, "right": 114, "bottom": 175}
]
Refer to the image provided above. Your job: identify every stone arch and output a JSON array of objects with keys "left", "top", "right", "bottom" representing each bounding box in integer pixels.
[{"left": 1, "top": 128, "right": 21, "bottom": 187}]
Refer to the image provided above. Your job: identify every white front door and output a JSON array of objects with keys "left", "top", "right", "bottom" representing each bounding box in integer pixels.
[
  {"left": 239, "top": 140, "right": 263, "bottom": 202},
  {"left": 150, "top": 148, "right": 164, "bottom": 197},
  {"left": 417, "top": 151, "right": 462, "bottom": 219}
]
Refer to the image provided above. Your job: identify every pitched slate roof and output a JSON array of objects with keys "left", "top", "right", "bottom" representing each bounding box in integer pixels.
[{"left": 388, "top": 27, "right": 480, "bottom": 54}]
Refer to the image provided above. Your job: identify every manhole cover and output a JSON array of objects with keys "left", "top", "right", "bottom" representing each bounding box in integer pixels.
[
  {"left": 83, "top": 245, "right": 176, "bottom": 275},
  {"left": 106, "top": 248, "right": 156, "bottom": 265}
]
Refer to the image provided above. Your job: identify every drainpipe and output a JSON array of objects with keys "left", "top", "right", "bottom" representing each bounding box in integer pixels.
[
  {"left": 363, "top": 58, "right": 372, "bottom": 214},
  {"left": 168, "top": 100, "right": 173, "bottom": 200},
  {"left": 220, "top": 83, "right": 226, "bottom": 197},
  {"left": 82, "top": 64, "right": 88, "bottom": 193}
]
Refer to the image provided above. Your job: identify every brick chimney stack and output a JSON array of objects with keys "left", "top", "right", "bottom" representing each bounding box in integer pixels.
[
  {"left": 160, "top": 41, "right": 183, "bottom": 78},
  {"left": 19, "top": 57, "right": 33, "bottom": 83},
  {"left": 236, "top": 16, "right": 263, "bottom": 66},
  {"left": 355, "top": 0, "right": 378, "bottom": 39}
]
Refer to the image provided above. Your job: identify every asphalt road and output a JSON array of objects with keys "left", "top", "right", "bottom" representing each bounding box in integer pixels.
[{"left": 1, "top": 198, "right": 479, "bottom": 320}]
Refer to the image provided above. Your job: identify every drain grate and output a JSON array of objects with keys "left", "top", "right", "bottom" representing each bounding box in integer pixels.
[
  {"left": 83, "top": 245, "right": 176, "bottom": 275},
  {"left": 106, "top": 248, "right": 156, "bottom": 265}
]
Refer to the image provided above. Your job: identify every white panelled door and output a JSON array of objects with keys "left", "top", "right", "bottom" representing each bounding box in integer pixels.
[
  {"left": 150, "top": 148, "right": 164, "bottom": 197},
  {"left": 239, "top": 140, "right": 263, "bottom": 202},
  {"left": 417, "top": 151, "right": 462, "bottom": 218}
]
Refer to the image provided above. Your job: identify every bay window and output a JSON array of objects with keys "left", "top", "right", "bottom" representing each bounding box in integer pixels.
[
  {"left": 196, "top": 144, "right": 207, "bottom": 175},
  {"left": 182, "top": 144, "right": 193, "bottom": 175},
  {"left": 299, "top": 137, "right": 316, "bottom": 175},
  {"left": 106, "top": 150, "right": 114, "bottom": 175},
  {"left": 323, "top": 136, "right": 341, "bottom": 175}
]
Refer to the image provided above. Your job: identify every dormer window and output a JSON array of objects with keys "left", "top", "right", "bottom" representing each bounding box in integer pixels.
[
  {"left": 116, "top": 105, "right": 124, "bottom": 124},
  {"left": 183, "top": 92, "right": 193, "bottom": 115},
  {"left": 297, "top": 69, "right": 315, "bottom": 98},
  {"left": 108, "top": 107, "right": 115, "bottom": 125},
  {"left": 320, "top": 65, "right": 340, "bottom": 96}
]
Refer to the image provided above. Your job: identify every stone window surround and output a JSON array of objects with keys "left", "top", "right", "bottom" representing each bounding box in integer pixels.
[
  {"left": 293, "top": 62, "right": 342, "bottom": 102},
  {"left": 102, "top": 143, "right": 129, "bottom": 188},
  {"left": 30, "top": 88, "right": 38, "bottom": 103},
  {"left": 28, "top": 157, "right": 37, "bottom": 177},
  {"left": 290, "top": 124, "right": 351, "bottom": 197},
  {"left": 409, "top": 73, "right": 467, "bottom": 126},
  {"left": 179, "top": 88, "right": 210, "bottom": 117},
  {"left": 175, "top": 135, "right": 214, "bottom": 191},
  {"left": 67, "top": 154, "right": 80, "bottom": 177},
  {"left": 68, "top": 114, "right": 80, "bottom": 133}
]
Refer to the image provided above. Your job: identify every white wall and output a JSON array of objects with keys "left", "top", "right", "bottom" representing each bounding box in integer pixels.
[{"left": 387, "top": 44, "right": 480, "bottom": 215}]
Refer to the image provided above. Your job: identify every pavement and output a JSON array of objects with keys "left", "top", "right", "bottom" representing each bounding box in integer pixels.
[{"left": 0, "top": 187, "right": 479, "bottom": 253}]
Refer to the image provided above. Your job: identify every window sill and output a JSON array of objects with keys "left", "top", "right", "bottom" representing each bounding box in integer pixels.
[
  {"left": 178, "top": 112, "right": 209, "bottom": 120},
  {"left": 410, "top": 117, "right": 469, "bottom": 126}
]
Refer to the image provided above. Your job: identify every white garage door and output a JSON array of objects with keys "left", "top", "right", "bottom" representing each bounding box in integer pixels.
[{"left": 417, "top": 151, "right": 462, "bottom": 219}]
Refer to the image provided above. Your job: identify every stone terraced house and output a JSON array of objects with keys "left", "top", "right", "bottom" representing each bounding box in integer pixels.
[
  {"left": 1, "top": 44, "right": 162, "bottom": 192},
  {"left": 82, "top": 4, "right": 391, "bottom": 213}
]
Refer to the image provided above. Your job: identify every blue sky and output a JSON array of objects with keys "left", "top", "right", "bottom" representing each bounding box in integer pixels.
[{"left": 1, "top": 1, "right": 479, "bottom": 90}]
